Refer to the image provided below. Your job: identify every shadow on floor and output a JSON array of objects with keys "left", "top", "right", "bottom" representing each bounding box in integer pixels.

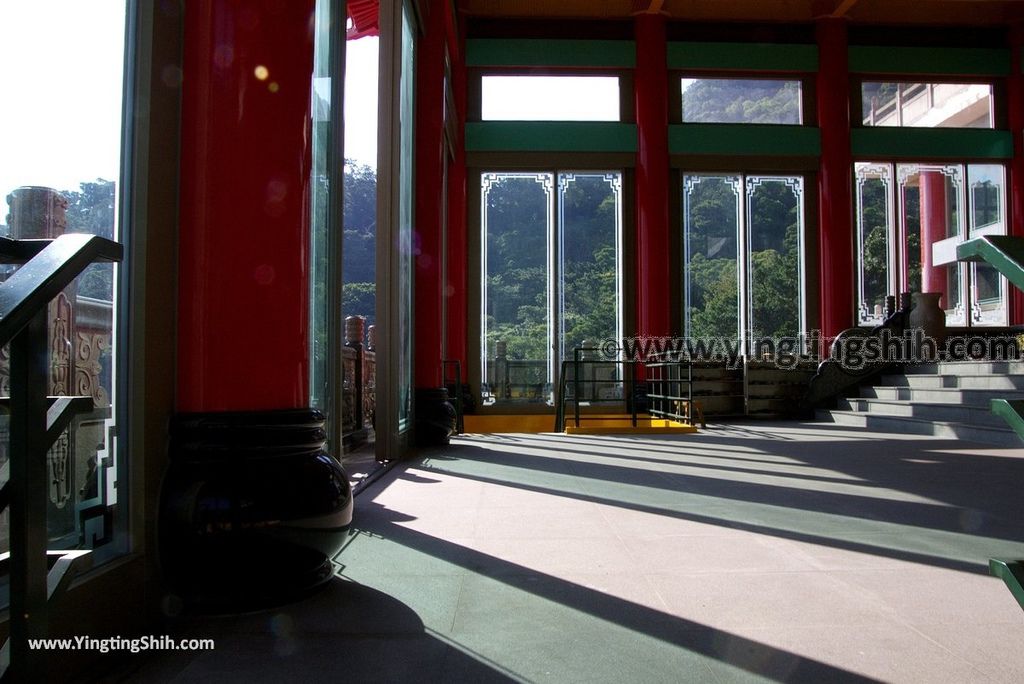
[{"left": 94, "top": 578, "right": 521, "bottom": 683}]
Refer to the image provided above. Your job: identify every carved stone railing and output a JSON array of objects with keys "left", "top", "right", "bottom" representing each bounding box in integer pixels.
[
  {"left": 803, "top": 294, "right": 909, "bottom": 408},
  {"left": 482, "top": 340, "right": 551, "bottom": 404},
  {"left": 341, "top": 316, "right": 375, "bottom": 447}
]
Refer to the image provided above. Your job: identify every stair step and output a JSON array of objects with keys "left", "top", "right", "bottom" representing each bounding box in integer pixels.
[
  {"left": 816, "top": 409, "right": 1023, "bottom": 447},
  {"left": 836, "top": 397, "right": 1008, "bottom": 428},
  {"left": 860, "top": 386, "right": 1024, "bottom": 406},
  {"left": 904, "top": 360, "right": 1024, "bottom": 376},
  {"left": 879, "top": 374, "right": 1024, "bottom": 391}
]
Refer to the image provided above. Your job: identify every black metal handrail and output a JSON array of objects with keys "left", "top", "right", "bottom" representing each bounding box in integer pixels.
[
  {"left": 0, "top": 233, "right": 123, "bottom": 682},
  {"left": 0, "top": 234, "right": 122, "bottom": 346},
  {"left": 553, "top": 348, "right": 694, "bottom": 432}
]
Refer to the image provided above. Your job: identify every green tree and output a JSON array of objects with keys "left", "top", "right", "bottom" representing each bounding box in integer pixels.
[{"left": 342, "top": 160, "right": 377, "bottom": 325}]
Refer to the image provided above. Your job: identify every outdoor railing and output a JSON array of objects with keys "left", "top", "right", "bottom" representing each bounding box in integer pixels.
[
  {"left": 341, "top": 315, "right": 375, "bottom": 446},
  {"left": 554, "top": 348, "right": 694, "bottom": 432}
]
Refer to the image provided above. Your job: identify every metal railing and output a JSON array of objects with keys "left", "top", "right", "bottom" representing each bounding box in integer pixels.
[
  {"left": 0, "top": 233, "right": 122, "bottom": 681},
  {"left": 554, "top": 348, "right": 694, "bottom": 432}
]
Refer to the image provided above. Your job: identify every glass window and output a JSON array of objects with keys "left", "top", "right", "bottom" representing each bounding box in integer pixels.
[
  {"left": 397, "top": 2, "right": 415, "bottom": 430},
  {"left": 967, "top": 164, "right": 1007, "bottom": 325},
  {"left": 681, "top": 78, "right": 802, "bottom": 125},
  {"left": 855, "top": 163, "right": 894, "bottom": 324},
  {"left": 481, "top": 173, "right": 553, "bottom": 404},
  {"left": 559, "top": 173, "right": 623, "bottom": 403},
  {"left": 854, "top": 162, "right": 1006, "bottom": 327},
  {"left": 682, "top": 174, "right": 804, "bottom": 353},
  {"left": 480, "top": 170, "right": 624, "bottom": 406},
  {"left": 861, "top": 82, "right": 993, "bottom": 128},
  {"left": 747, "top": 177, "right": 804, "bottom": 341},
  {"left": 683, "top": 176, "right": 741, "bottom": 341},
  {"left": 898, "top": 164, "right": 965, "bottom": 325},
  {"left": 0, "top": 0, "right": 128, "bottom": 563},
  {"left": 481, "top": 76, "right": 620, "bottom": 121},
  {"left": 309, "top": 0, "right": 333, "bottom": 414}
]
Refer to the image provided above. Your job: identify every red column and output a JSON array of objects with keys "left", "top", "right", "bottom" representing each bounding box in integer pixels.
[
  {"left": 414, "top": 3, "right": 446, "bottom": 389},
  {"left": 634, "top": 13, "right": 671, "bottom": 340},
  {"left": 1009, "top": 24, "right": 1024, "bottom": 324},
  {"left": 177, "top": 0, "right": 315, "bottom": 412},
  {"left": 444, "top": 8, "right": 468, "bottom": 377},
  {"left": 816, "top": 17, "right": 855, "bottom": 341},
  {"left": 920, "top": 171, "right": 950, "bottom": 305}
]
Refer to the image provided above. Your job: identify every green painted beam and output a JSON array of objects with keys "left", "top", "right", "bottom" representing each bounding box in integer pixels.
[
  {"left": 466, "top": 39, "right": 635, "bottom": 68},
  {"left": 465, "top": 122, "right": 637, "bottom": 152},
  {"left": 849, "top": 46, "right": 1010, "bottom": 76},
  {"left": 668, "top": 42, "right": 817, "bottom": 72},
  {"left": 852, "top": 128, "right": 1013, "bottom": 160},
  {"left": 957, "top": 236, "right": 1024, "bottom": 293},
  {"left": 669, "top": 124, "right": 820, "bottom": 156},
  {"left": 989, "top": 559, "right": 1024, "bottom": 611}
]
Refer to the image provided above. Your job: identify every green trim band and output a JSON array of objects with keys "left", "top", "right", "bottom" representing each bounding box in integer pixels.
[
  {"left": 669, "top": 124, "right": 820, "bottom": 156},
  {"left": 466, "top": 39, "right": 635, "bottom": 68},
  {"left": 668, "top": 42, "right": 818, "bottom": 72},
  {"left": 849, "top": 46, "right": 1010, "bottom": 76},
  {"left": 465, "top": 122, "right": 637, "bottom": 152},
  {"left": 851, "top": 128, "right": 1012, "bottom": 159}
]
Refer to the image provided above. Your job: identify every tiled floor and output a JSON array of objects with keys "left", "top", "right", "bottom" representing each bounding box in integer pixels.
[{"left": 114, "top": 422, "right": 1024, "bottom": 682}]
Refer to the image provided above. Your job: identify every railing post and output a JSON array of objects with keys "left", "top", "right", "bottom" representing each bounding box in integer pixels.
[
  {"left": 495, "top": 340, "right": 508, "bottom": 400},
  {"left": 345, "top": 316, "right": 365, "bottom": 429},
  {"left": 366, "top": 325, "right": 377, "bottom": 431},
  {"left": 8, "top": 309, "right": 50, "bottom": 679},
  {"left": 573, "top": 348, "right": 581, "bottom": 430}
]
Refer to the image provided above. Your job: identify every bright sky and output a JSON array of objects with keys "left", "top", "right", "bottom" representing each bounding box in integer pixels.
[
  {"left": 481, "top": 76, "right": 619, "bottom": 121},
  {"left": 345, "top": 37, "right": 379, "bottom": 167},
  {"left": 0, "top": 1, "right": 127, "bottom": 223},
  {"left": 0, "top": 16, "right": 615, "bottom": 221}
]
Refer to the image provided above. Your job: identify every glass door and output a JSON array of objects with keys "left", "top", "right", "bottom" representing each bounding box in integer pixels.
[
  {"left": 683, "top": 173, "right": 806, "bottom": 355},
  {"left": 479, "top": 170, "right": 623, "bottom": 407},
  {"left": 376, "top": 0, "right": 416, "bottom": 458}
]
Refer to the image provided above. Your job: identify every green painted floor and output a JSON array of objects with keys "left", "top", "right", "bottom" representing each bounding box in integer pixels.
[{"left": 116, "top": 422, "right": 1024, "bottom": 682}]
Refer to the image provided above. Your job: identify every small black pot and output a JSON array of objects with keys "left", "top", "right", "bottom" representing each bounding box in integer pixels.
[
  {"left": 159, "top": 408, "right": 353, "bottom": 611},
  {"left": 414, "top": 388, "right": 457, "bottom": 446}
]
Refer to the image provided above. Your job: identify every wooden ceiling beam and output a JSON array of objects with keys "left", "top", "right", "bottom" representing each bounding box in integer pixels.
[{"left": 832, "top": 0, "right": 860, "bottom": 17}]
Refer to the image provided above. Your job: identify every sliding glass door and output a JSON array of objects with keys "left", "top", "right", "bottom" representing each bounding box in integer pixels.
[
  {"left": 480, "top": 170, "right": 623, "bottom": 406},
  {"left": 683, "top": 173, "right": 806, "bottom": 352}
]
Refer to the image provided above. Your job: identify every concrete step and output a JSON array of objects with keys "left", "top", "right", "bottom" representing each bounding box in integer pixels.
[
  {"left": 816, "top": 409, "right": 1023, "bottom": 447},
  {"left": 861, "top": 385, "right": 1024, "bottom": 406},
  {"left": 879, "top": 373, "right": 1024, "bottom": 391},
  {"left": 904, "top": 360, "right": 1024, "bottom": 376},
  {"left": 836, "top": 397, "right": 1008, "bottom": 429}
]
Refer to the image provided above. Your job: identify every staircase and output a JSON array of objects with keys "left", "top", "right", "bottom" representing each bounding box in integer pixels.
[{"left": 817, "top": 360, "right": 1024, "bottom": 447}]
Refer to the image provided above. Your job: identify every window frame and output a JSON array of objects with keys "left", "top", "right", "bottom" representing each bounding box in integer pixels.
[
  {"left": 468, "top": 163, "right": 630, "bottom": 413},
  {"left": 853, "top": 159, "right": 1010, "bottom": 327},
  {"left": 680, "top": 171, "right": 810, "bottom": 356}
]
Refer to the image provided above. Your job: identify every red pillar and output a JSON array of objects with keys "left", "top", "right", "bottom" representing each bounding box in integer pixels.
[
  {"left": 920, "top": 171, "right": 950, "bottom": 305},
  {"left": 634, "top": 13, "right": 671, "bottom": 340},
  {"left": 444, "top": 7, "right": 468, "bottom": 378},
  {"left": 414, "top": 2, "right": 446, "bottom": 389},
  {"left": 816, "top": 17, "right": 855, "bottom": 341},
  {"left": 177, "top": 0, "right": 315, "bottom": 411},
  {"left": 1009, "top": 24, "right": 1024, "bottom": 324}
]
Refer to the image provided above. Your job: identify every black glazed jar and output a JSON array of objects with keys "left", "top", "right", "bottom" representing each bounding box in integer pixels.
[{"left": 159, "top": 408, "right": 353, "bottom": 611}]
